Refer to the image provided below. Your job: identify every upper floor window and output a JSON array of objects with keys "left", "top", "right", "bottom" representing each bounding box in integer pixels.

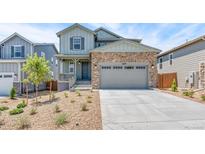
[
  {"left": 11, "top": 45, "right": 25, "bottom": 58},
  {"left": 73, "top": 37, "right": 81, "bottom": 50},
  {"left": 159, "top": 57, "right": 163, "bottom": 69},
  {"left": 41, "top": 51, "right": 45, "bottom": 57},
  {"left": 51, "top": 57, "right": 54, "bottom": 64},
  {"left": 169, "top": 53, "right": 173, "bottom": 65},
  {"left": 70, "top": 36, "right": 84, "bottom": 50}
]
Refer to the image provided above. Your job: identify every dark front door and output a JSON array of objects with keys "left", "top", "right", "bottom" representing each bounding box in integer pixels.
[{"left": 82, "top": 62, "right": 89, "bottom": 80}]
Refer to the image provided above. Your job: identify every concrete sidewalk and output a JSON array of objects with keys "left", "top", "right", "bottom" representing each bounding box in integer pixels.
[{"left": 100, "top": 89, "right": 205, "bottom": 129}]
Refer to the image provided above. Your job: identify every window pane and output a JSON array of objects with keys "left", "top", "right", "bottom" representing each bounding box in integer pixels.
[
  {"left": 15, "top": 51, "right": 21, "bottom": 57},
  {"left": 74, "top": 44, "right": 80, "bottom": 49},
  {"left": 70, "top": 67, "right": 74, "bottom": 72}
]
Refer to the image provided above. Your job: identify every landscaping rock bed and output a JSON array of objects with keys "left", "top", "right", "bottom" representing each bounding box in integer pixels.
[{"left": 0, "top": 90, "right": 102, "bottom": 130}]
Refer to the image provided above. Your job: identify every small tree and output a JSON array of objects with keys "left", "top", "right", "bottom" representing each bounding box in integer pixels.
[
  {"left": 171, "top": 79, "right": 177, "bottom": 92},
  {"left": 23, "top": 79, "right": 29, "bottom": 104},
  {"left": 10, "top": 87, "right": 16, "bottom": 99},
  {"left": 22, "top": 53, "right": 51, "bottom": 103}
]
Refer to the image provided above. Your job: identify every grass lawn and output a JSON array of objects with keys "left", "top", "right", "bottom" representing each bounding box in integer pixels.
[{"left": 0, "top": 90, "right": 102, "bottom": 130}]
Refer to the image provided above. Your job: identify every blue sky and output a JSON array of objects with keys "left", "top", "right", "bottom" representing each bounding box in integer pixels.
[{"left": 0, "top": 23, "right": 205, "bottom": 51}]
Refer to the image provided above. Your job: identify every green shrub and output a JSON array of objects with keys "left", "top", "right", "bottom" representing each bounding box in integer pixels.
[
  {"left": 55, "top": 113, "right": 68, "bottom": 126},
  {"left": 87, "top": 96, "right": 92, "bottom": 99},
  {"left": 64, "top": 92, "right": 68, "bottom": 98},
  {"left": 171, "top": 79, "right": 177, "bottom": 92},
  {"left": 54, "top": 104, "right": 61, "bottom": 113},
  {"left": 0, "top": 106, "right": 9, "bottom": 111},
  {"left": 81, "top": 103, "right": 88, "bottom": 111},
  {"left": 16, "top": 116, "right": 30, "bottom": 129},
  {"left": 201, "top": 94, "right": 205, "bottom": 101},
  {"left": 188, "top": 90, "right": 194, "bottom": 98},
  {"left": 183, "top": 89, "right": 194, "bottom": 98},
  {"left": 70, "top": 99, "right": 75, "bottom": 103},
  {"left": 30, "top": 108, "right": 37, "bottom": 115},
  {"left": 9, "top": 108, "right": 24, "bottom": 115},
  {"left": 10, "top": 87, "right": 16, "bottom": 99},
  {"left": 76, "top": 90, "right": 81, "bottom": 96},
  {"left": 17, "top": 100, "right": 27, "bottom": 108},
  {"left": 183, "top": 91, "right": 189, "bottom": 96},
  {"left": 87, "top": 100, "right": 92, "bottom": 103}
]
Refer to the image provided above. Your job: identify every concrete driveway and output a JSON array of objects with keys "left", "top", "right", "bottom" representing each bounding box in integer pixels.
[{"left": 100, "top": 90, "right": 205, "bottom": 129}]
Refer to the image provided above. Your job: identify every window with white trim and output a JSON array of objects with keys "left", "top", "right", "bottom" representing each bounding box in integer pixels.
[
  {"left": 159, "top": 57, "right": 163, "bottom": 69},
  {"left": 69, "top": 61, "right": 74, "bottom": 74},
  {"left": 73, "top": 37, "right": 81, "bottom": 50},
  {"left": 169, "top": 53, "right": 173, "bottom": 65},
  {"left": 14, "top": 45, "right": 22, "bottom": 58},
  {"left": 51, "top": 71, "right": 54, "bottom": 77},
  {"left": 41, "top": 51, "right": 45, "bottom": 57},
  {"left": 51, "top": 57, "right": 54, "bottom": 64}
]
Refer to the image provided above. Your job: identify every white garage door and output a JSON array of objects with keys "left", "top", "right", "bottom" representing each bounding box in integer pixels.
[
  {"left": 100, "top": 63, "right": 148, "bottom": 89},
  {"left": 0, "top": 73, "right": 14, "bottom": 96}
]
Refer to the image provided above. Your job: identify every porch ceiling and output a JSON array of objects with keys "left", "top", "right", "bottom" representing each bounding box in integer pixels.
[{"left": 55, "top": 54, "right": 90, "bottom": 60}]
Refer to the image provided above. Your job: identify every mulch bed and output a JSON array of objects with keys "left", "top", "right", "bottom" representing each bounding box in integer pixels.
[{"left": 0, "top": 90, "right": 102, "bottom": 130}]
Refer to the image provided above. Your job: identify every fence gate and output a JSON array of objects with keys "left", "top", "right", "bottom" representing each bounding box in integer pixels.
[{"left": 157, "top": 72, "right": 177, "bottom": 89}]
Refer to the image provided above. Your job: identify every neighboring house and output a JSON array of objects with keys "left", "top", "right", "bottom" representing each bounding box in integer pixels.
[
  {"left": 56, "top": 23, "right": 161, "bottom": 90},
  {"left": 157, "top": 35, "right": 205, "bottom": 89},
  {"left": 0, "top": 33, "right": 58, "bottom": 95}
]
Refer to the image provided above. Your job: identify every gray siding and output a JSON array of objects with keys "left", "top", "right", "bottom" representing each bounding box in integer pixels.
[
  {"left": 158, "top": 40, "right": 205, "bottom": 89},
  {"left": 60, "top": 27, "right": 95, "bottom": 55},
  {"left": 1, "top": 35, "right": 32, "bottom": 59},
  {"left": 34, "top": 45, "right": 58, "bottom": 80},
  {"left": 96, "top": 30, "right": 119, "bottom": 40}
]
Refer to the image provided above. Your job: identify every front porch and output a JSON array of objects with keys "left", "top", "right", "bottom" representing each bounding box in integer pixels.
[{"left": 57, "top": 54, "right": 91, "bottom": 90}]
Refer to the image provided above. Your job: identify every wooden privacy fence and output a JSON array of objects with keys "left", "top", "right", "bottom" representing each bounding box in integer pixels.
[
  {"left": 46, "top": 80, "right": 58, "bottom": 91},
  {"left": 157, "top": 72, "right": 177, "bottom": 89}
]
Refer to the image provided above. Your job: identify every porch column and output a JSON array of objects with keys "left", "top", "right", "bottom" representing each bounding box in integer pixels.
[
  {"left": 72, "top": 58, "right": 79, "bottom": 80},
  {"left": 18, "top": 62, "right": 21, "bottom": 94}
]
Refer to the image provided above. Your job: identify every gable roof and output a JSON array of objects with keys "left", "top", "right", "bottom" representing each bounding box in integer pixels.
[
  {"left": 0, "top": 32, "right": 33, "bottom": 45},
  {"left": 56, "top": 23, "right": 95, "bottom": 37},
  {"left": 158, "top": 34, "right": 205, "bottom": 57},
  {"left": 34, "top": 43, "right": 58, "bottom": 53},
  {"left": 95, "top": 27, "right": 123, "bottom": 39},
  {"left": 90, "top": 39, "right": 161, "bottom": 53}
]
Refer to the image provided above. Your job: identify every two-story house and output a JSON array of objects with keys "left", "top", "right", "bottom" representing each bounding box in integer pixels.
[
  {"left": 158, "top": 34, "right": 205, "bottom": 89},
  {"left": 56, "top": 23, "right": 161, "bottom": 90},
  {"left": 0, "top": 33, "right": 58, "bottom": 95}
]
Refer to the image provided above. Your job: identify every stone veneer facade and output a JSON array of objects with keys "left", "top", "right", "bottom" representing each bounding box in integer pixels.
[{"left": 91, "top": 52, "right": 158, "bottom": 89}]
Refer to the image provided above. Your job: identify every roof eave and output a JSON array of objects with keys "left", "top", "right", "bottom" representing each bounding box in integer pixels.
[
  {"left": 56, "top": 23, "right": 95, "bottom": 36},
  {"left": 0, "top": 32, "right": 34, "bottom": 45},
  {"left": 158, "top": 36, "right": 205, "bottom": 57}
]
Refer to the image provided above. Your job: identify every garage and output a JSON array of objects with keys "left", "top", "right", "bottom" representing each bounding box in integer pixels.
[
  {"left": 100, "top": 63, "right": 148, "bottom": 89},
  {"left": 0, "top": 73, "right": 14, "bottom": 96}
]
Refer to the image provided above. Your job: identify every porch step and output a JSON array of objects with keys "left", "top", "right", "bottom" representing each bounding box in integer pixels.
[
  {"left": 73, "top": 80, "right": 92, "bottom": 90},
  {"left": 76, "top": 80, "right": 91, "bottom": 85}
]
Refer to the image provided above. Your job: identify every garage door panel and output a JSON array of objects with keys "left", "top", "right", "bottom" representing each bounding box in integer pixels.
[
  {"left": 0, "top": 73, "right": 14, "bottom": 96},
  {"left": 100, "top": 64, "right": 148, "bottom": 89}
]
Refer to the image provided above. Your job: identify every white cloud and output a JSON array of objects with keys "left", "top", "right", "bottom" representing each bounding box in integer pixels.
[
  {"left": 1, "top": 23, "right": 205, "bottom": 52},
  {"left": 0, "top": 24, "right": 60, "bottom": 50}
]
